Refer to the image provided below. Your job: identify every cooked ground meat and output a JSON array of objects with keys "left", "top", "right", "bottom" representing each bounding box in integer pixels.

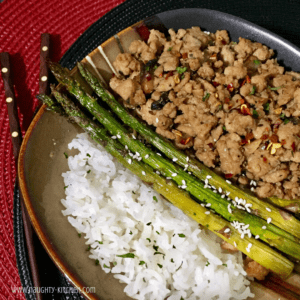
[{"left": 110, "top": 27, "right": 300, "bottom": 200}]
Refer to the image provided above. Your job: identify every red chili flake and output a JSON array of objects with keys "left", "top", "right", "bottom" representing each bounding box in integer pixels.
[
  {"left": 182, "top": 53, "right": 188, "bottom": 59},
  {"left": 240, "top": 98, "right": 245, "bottom": 105},
  {"left": 240, "top": 139, "right": 248, "bottom": 146},
  {"left": 112, "top": 73, "right": 116, "bottom": 77},
  {"left": 224, "top": 97, "right": 231, "bottom": 104},
  {"left": 246, "top": 75, "right": 251, "bottom": 83},
  {"left": 145, "top": 73, "right": 152, "bottom": 81},
  {"left": 263, "top": 157, "right": 268, "bottom": 163},
  {"left": 208, "top": 143, "right": 215, "bottom": 150},
  {"left": 136, "top": 24, "right": 151, "bottom": 42},
  {"left": 292, "top": 142, "right": 296, "bottom": 152},
  {"left": 212, "top": 81, "right": 220, "bottom": 87},
  {"left": 281, "top": 139, "right": 286, "bottom": 145},
  {"left": 159, "top": 73, "right": 163, "bottom": 78},
  {"left": 261, "top": 134, "right": 269, "bottom": 141},
  {"left": 180, "top": 137, "right": 192, "bottom": 145},
  {"left": 227, "top": 83, "right": 234, "bottom": 92},
  {"left": 240, "top": 104, "right": 251, "bottom": 116},
  {"left": 165, "top": 71, "right": 173, "bottom": 80},
  {"left": 221, "top": 40, "right": 227, "bottom": 45},
  {"left": 225, "top": 173, "right": 233, "bottom": 179}
]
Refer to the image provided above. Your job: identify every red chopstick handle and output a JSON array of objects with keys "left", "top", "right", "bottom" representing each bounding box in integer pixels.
[{"left": 0, "top": 52, "right": 22, "bottom": 161}]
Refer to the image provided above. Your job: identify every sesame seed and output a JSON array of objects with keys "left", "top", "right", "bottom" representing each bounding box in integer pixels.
[
  {"left": 205, "top": 211, "right": 210, "bottom": 215},
  {"left": 188, "top": 172, "right": 191, "bottom": 174},
  {"left": 227, "top": 204, "right": 232, "bottom": 214},
  {"left": 117, "top": 134, "right": 121, "bottom": 139},
  {"left": 262, "top": 226, "right": 267, "bottom": 230},
  {"left": 255, "top": 235, "right": 260, "bottom": 239},
  {"left": 156, "top": 118, "right": 159, "bottom": 123},
  {"left": 267, "top": 218, "right": 272, "bottom": 224},
  {"left": 221, "top": 195, "right": 225, "bottom": 198},
  {"left": 253, "top": 181, "right": 257, "bottom": 186},
  {"left": 250, "top": 187, "right": 255, "bottom": 191},
  {"left": 206, "top": 203, "right": 211, "bottom": 207},
  {"left": 111, "top": 136, "right": 117, "bottom": 139},
  {"left": 226, "top": 180, "right": 231, "bottom": 184},
  {"left": 218, "top": 187, "right": 222, "bottom": 193},
  {"left": 204, "top": 179, "right": 208, "bottom": 185},
  {"left": 246, "top": 247, "right": 250, "bottom": 253},
  {"left": 234, "top": 241, "right": 237, "bottom": 247},
  {"left": 136, "top": 152, "right": 140, "bottom": 156},
  {"left": 206, "top": 175, "right": 212, "bottom": 179},
  {"left": 186, "top": 157, "right": 189, "bottom": 162},
  {"left": 145, "top": 154, "right": 149, "bottom": 159},
  {"left": 132, "top": 135, "right": 136, "bottom": 139},
  {"left": 266, "top": 207, "right": 271, "bottom": 212},
  {"left": 166, "top": 177, "right": 171, "bottom": 180},
  {"left": 212, "top": 186, "right": 216, "bottom": 190},
  {"left": 248, "top": 243, "right": 252, "bottom": 249},
  {"left": 157, "top": 153, "right": 162, "bottom": 156},
  {"left": 247, "top": 232, "right": 252, "bottom": 238},
  {"left": 125, "top": 145, "right": 128, "bottom": 150},
  {"left": 156, "top": 171, "right": 160, "bottom": 175},
  {"left": 224, "top": 228, "right": 230, "bottom": 233},
  {"left": 128, "top": 159, "right": 132, "bottom": 164},
  {"left": 182, "top": 180, "right": 186, "bottom": 185},
  {"left": 129, "top": 152, "right": 133, "bottom": 157},
  {"left": 142, "top": 171, "right": 146, "bottom": 175},
  {"left": 224, "top": 148, "right": 227, "bottom": 152},
  {"left": 237, "top": 205, "right": 245, "bottom": 210},
  {"left": 226, "top": 192, "right": 230, "bottom": 196},
  {"left": 201, "top": 203, "right": 205, "bottom": 207},
  {"left": 204, "top": 185, "right": 208, "bottom": 189},
  {"left": 213, "top": 190, "right": 217, "bottom": 193},
  {"left": 172, "top": 173, "right": 177, "bottom": 177},
  {"left": 173, "top": 158, "right": 178, "bottom": 162}
]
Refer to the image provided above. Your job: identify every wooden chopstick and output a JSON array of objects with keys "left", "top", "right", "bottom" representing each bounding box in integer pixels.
[{"left": 0, "top": 52, "right": 43, "bottom": 300}]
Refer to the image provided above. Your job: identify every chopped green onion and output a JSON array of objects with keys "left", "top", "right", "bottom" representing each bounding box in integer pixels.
[
  {"left": 206, "top": 261, "right": 210, "bottom": 267},
  {"left": 202, "top": 92, "right": 210, "bottom": 102},
  {"left": 253, "top": 60, "right": 261, "bottom": 65},
  {"left": 64, "top": 152, "right": 68, "bottom": 158},
  {"left": 268, "top": 86, "right": 283, "bottom": 91},
  {"left": 252, "top": 110, "right": 259, "bottom": 119},
  {"left": 153, "top": 196, "right": 158, "bottom": 202},
  {"left": 103, "top": 264, "right": 110, "bottom": 269},
  {"left": 178, "top": 233, "right": 185, "bottom": 238},
  {"left": 139, "top": 261, "right": 146, "bottom": 265},
  {"left": 167, "top": 47, "right": 172, "bottom": 51},
  {"left": 95, "top": 259, "right": 100, "bottom": 265},
  {"left": 116, "top": 253, "right": 135, "bottom": 258},
  {"left": 249, "top": 86, "right": 256, "bottom": 95},
  {"left": 157, "top": 263, "right": 163, "bottom": 268},
  {"left": 176, "top": 66, "right": 187, "bottom": 74}
]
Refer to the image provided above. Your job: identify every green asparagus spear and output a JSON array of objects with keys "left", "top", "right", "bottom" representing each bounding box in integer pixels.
[
  {"left": 77, "top": 62, "right": 300, "bottom": 238},
  {"left": 48, "top": 90, "right": 294, "bottom": 279},
  {"left": 36, "top": 93, "right": 66, "bottom": 115},
  {"left": 47, "top": 61, "right": 300, "bottom": 262}
]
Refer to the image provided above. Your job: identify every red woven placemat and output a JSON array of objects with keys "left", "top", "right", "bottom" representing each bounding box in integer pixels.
[{"left": 0, "top": 0, "right": 124, "bottom": 298}]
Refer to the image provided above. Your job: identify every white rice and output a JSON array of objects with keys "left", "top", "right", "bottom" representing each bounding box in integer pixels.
[{"left": 61, "top": 133, "right": 254, "bottom": 300}]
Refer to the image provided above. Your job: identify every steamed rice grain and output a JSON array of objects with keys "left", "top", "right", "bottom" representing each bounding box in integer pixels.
[{"left": 61, "top": 133, "right": 254, "bottom": 300}]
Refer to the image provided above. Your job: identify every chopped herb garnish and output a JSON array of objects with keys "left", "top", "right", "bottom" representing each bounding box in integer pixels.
[
  {"left": 154, "top": 240, "right": 156, "bottom": 243},
  {"left": 132, "top": 191, "right": 136, "bottom": 194},
  {"left": 139, "top": 261, "right": 146, "bottom": 265},
  {"left": 202, "top": 92, "right": 210, "bottom": 102},
  {"left": 86, "top": 245, "right": 91, "bottom": 251},
  {"left": 193, "top": 212, "right": 196, "bottom": 216},
  {"left": 222, "top": 263, "right": 227, "bottom": 267},
  {"left": 176, "top": 66, "right": 187, "bottom": 74},
  {"left": 178, "top": 233, "right": 185, "bottom": 238},
  {"left": 153, "top": 245, "right": 159, "bottom": 251},
  {"left": 153, "top": 196, "right": 158, "bottom": 202},
  {"left": 98, "top": 241, "right": 103, "bottom": 244},
  {"left": 284, "top": 118, "right": 290, "bottom": 124},
  {"left": 263, "top": 102, "right": 270, "bottom": 113},
  {"left": 87, "top": 170, "right": 91, "bottom": 174},
  {"left": 232, "top": 41, "right": 237, "bottom": 45},
  {"left": 280, "top": 113, "right": 285, "bottom": 119},
  {"left": 157, "top": 263, "right": 163, "bottom": 268},
  {"left": 253, "top": 60, "right": 261, "bottom": 65},
  {"left": 86, "top": 153, "right": 91, "bottom": 157},
  {"left": 206, "top": 224, "right": 209, "bottom": 228},
  {"left": 113, "top": 262, "right": 117, "bottom": 266},
  {"left": 153, "top": 65, "right": 158, "bottom": 70},
  {"left": 252, "top": 109, "right": 259, "bottom": 119},
  {"left": 249, "top": 86, "right": 256, "bottom": 95},
  {"left": 129, "top": 231, "right": 133, "bottom": 235},
  {"left": 78, "top": 233, "right": 81, "bottom": 238},
  {"left": 146, "top": 222, "right": 152, "bottom": 226},
  {"left": 181, "top": 74, "right": 185, "bottom": 80},
  {"left": 103, "top": 264, "right": 110, "bottom": 269},
  {"left": 146, "top": 238, "right": 151, "bottom": 242},
  {"left": 222, "top": 126, "right": 227, "bottom": 131},
  {"left": 145, "top": 66, "right": 150, "bottom": 72},
  {"left": 143, "top": 278, "right": 146, "bottom": 282},
  {"left": 167, "top": 47, "right": 173, "bottom": 51},
  {"left": 156, "top": 231, "right": 160, "bottom": 235},
  {"left": 268, "top": 85, "right": 283, "bottom": 91},
  {"left": 218, "top": 104, "right": 223, "bottom": 110},
  {"left": 173, "top": 245, "right": 176, "bottom": 249},
  {"left": 116, "top": 253, "right": 135, "bottom": 258},
  {"left": 64, "top": 186, "right": 68, "bottom": 189},
  {"left": 154, "top": 251, "right": 165, "bottom": 256},
  {"left": 64, "top": 152, "right": 68, "bottom": 158},
  {"left": 180, "top": 297, "right": 184, "bottom": 300},
  {"left": 95, "top": 259, "right": 100, "bottom": 265},
  {"left": 206, "top": 261, "right": 210, "bottom": 267},
  {"left": 171, "top": 258, "right": 174, "bottom": 263}
]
